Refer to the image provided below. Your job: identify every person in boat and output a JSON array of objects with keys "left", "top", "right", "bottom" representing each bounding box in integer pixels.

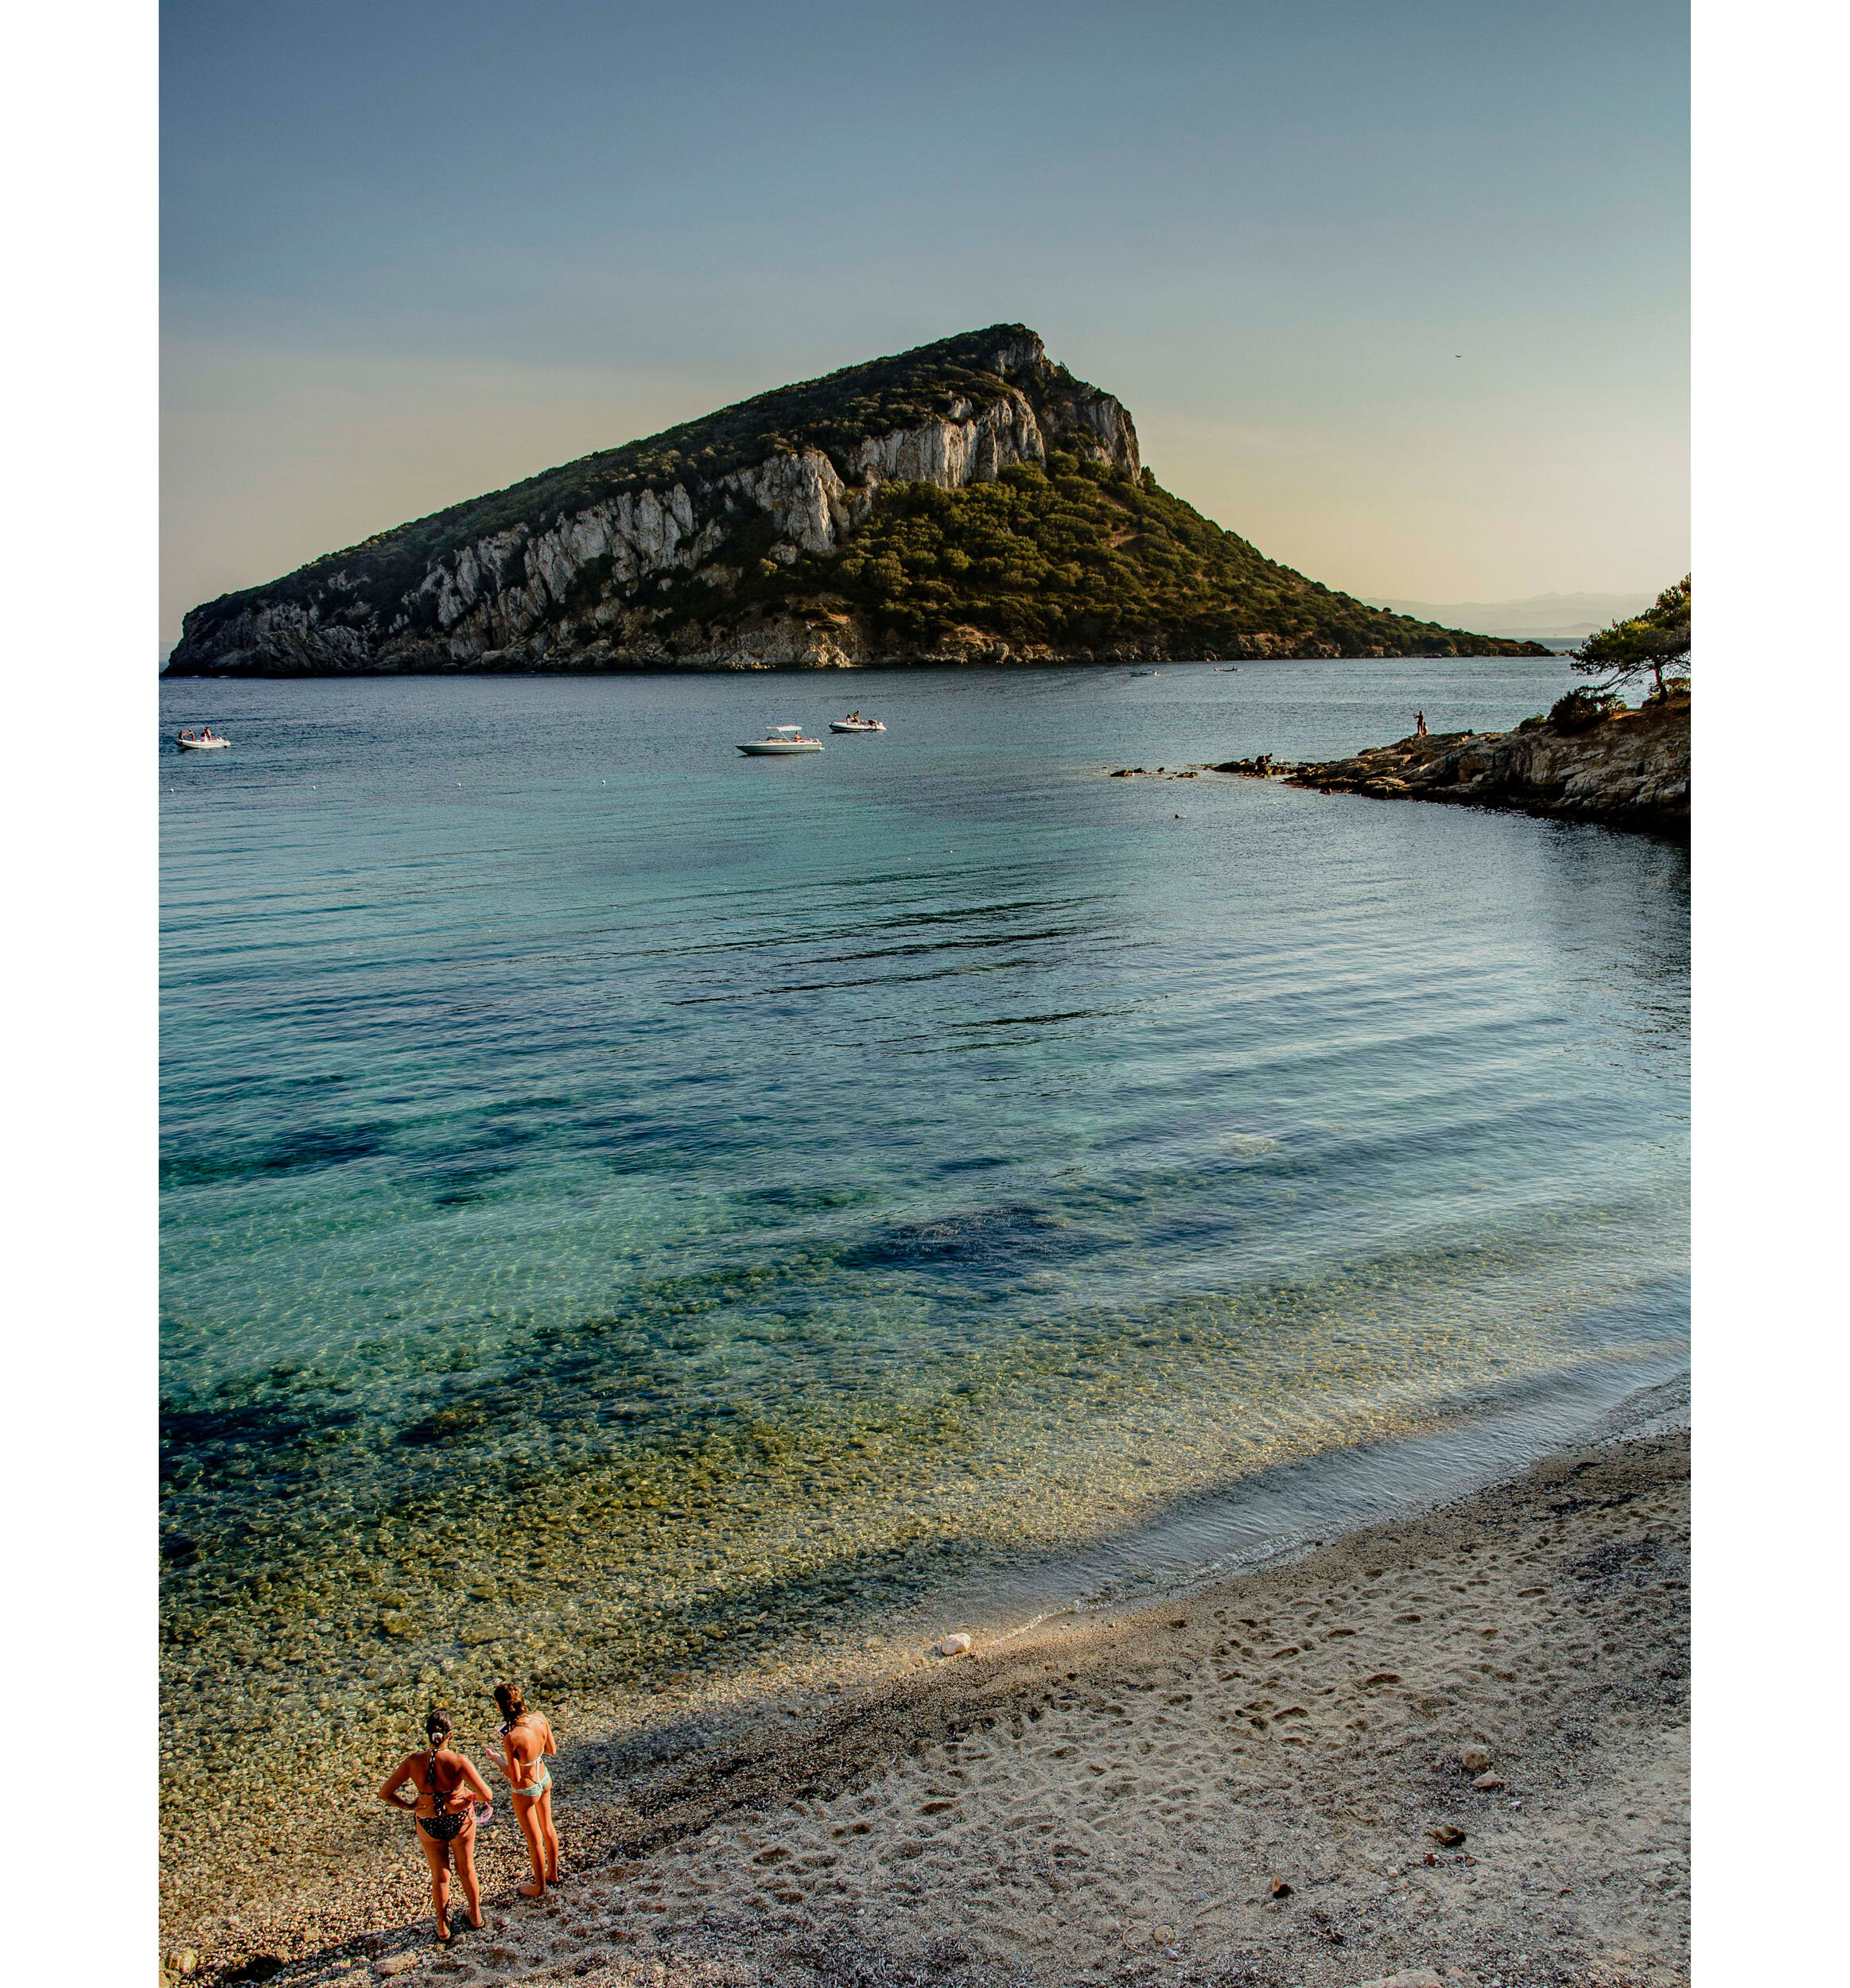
[
  {"left": 378, "top": 1710, "right": 494, "bottom": 1943},
  {"left": 179, "top": 730, "right": 194, "bottom": 741},
  {"left": 494, "top": 1680, "right": 561, "bottom": 1899}
]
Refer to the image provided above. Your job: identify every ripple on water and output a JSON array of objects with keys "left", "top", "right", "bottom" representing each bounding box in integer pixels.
[{"left": 158, "top": 661, "right": 1686, "bottom": 1913}]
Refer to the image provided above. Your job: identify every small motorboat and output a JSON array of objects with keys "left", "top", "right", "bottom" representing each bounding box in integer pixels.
[
  {"left": 1216, "top": 666, "right": 1240, "bottom": 673},
  {"left": 176, "top": 728, "right": 231, "bottom": 751},
  {"left": 737, "top": 725, "right": 825, "bottom": 755},
  {"left": 829, "top": 712, "right": 886, "bottom": 732},
  {"left": 1129, "top": 668, "right": 1158, "bottom": 678}
]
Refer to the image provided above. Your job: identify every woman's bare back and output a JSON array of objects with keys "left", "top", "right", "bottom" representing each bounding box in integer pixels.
[
  {"left": 387, "top": 1746, "right": 484, "bottom": 1818},
  {"left": 503, "top": 1712, "right": 555, "bottom": 1784}
]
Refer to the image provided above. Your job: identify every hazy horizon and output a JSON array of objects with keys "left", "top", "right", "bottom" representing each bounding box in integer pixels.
[{"left": 161, "top": 0, "right": 1689, "bottom": 645}]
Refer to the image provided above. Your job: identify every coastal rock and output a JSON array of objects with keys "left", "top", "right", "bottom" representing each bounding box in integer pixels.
[
  {"left": 1473, "top": 1772, "right": 1506, "bottom": 1789},
  {"left": 1428, "top": 1823, "right": 1468, "bottom": 1846},
  {"left": 1273, "top": 693, "right": 1689, "bottom": 835},
  {"left": 937, "top": 1633, "right": 973, "bottom": 1657},
  {"left": 670, "top": 612, "right": 862, "bottom": 671},
  {"left": 1459, "top": 1748, "right": 1494, "bottom": 1773}
]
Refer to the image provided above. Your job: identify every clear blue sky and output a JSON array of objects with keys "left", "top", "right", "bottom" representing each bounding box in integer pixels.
[{"left": 161, "top": 0, "right": 1688, "bottom": 641}]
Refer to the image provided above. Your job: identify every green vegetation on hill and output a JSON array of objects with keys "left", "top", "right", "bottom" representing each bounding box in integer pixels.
[
  {"left": 169, "top": 322, "right": 1548, "bottom": 670},
  {"left": 647, "top": 452, "right": 1528, "bottom": 658}
]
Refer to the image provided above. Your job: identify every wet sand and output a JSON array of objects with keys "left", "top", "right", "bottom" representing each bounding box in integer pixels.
[{"left": 173, "top": 1398, "right": 1688, "bottom": 1988}]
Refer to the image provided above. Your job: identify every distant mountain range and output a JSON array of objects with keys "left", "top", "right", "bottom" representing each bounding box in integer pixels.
[
  {"left": 1360, "top": 592, "right": 1657, "bottom": 642},
  {"left": 164, "top": 326, "right": 1545, "bottom": 675}
]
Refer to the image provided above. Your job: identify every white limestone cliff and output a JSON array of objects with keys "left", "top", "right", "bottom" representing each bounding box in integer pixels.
[{"left": 169, "top": 365, "right": 1141, "bottom": 675}]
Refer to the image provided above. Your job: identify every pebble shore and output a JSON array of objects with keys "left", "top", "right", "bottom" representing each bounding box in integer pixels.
[{"left": 167, "top": 1398, "right": 1689, "bottom": 1988}]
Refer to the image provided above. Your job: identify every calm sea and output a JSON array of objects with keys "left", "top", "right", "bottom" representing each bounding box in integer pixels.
[{"left": 159, "top": 659, "right": 1686, "bottom": 1868}]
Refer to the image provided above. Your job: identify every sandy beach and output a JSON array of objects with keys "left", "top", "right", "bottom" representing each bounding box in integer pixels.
[{"left": 173, "top": 1388, "right": 1688, "bottom": 1988}]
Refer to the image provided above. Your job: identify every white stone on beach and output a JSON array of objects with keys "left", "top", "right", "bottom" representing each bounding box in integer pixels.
[{"left": 937, "top": 1633, "right": 972, "bottom": 1657}]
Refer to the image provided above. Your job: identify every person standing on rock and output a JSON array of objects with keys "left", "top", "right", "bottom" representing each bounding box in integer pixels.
[
  {"left": 494, "top": 1680, "right": 561, "bottom": 1899},
  {"left": 1414, "top": 710, "right": 1428, "bottom": 737},
  {"left": 377, "top": 1709, "right": 494, "bottom": 1943}
]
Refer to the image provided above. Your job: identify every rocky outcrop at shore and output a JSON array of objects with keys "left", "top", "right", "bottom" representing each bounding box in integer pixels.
[
  {"left": 1218, "top": 694, "right": 1689, "bottom": 835},
  {"left": 165, "top": 326, "right": 1546, "bottom": 677}
]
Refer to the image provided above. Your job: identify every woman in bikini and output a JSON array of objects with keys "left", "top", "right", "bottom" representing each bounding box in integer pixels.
[
  {"left": 493, "top": 1680, "right": 561, "bottom": 1898},
  {"left": 378, "top": 1710, "right": 495, "bottom": 1943}
]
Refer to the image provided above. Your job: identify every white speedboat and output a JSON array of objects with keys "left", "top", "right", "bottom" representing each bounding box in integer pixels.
[
  {"left": 829, "top": 714, "right": 886, "bottom": 733},
  {"left": 176, "top": 729, "right": 231, "bottom": 751},
  {"left": 737, "top": 725, "right": 825, "bottom": 755},
  {"left": 1129, "top": 669, "right": 1158, "bottom": 678}
]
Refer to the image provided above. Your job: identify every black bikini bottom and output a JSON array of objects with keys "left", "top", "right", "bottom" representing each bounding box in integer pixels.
[{"left": 419, "top": 1811, "right": 468, "bottom": 1843}]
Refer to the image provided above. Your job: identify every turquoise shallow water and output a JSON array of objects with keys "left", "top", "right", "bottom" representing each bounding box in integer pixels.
[{"left": 158, "top": 658, "right": 1686, "bottom": 1873}]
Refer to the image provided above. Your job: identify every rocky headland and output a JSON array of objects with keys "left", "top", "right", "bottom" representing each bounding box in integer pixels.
[
  {"left": 165, "top": 326, "right": 1547, "bottom": 677},
  {"left": 1215, "top": 695, "right": 1689, "bottom": 836}
]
